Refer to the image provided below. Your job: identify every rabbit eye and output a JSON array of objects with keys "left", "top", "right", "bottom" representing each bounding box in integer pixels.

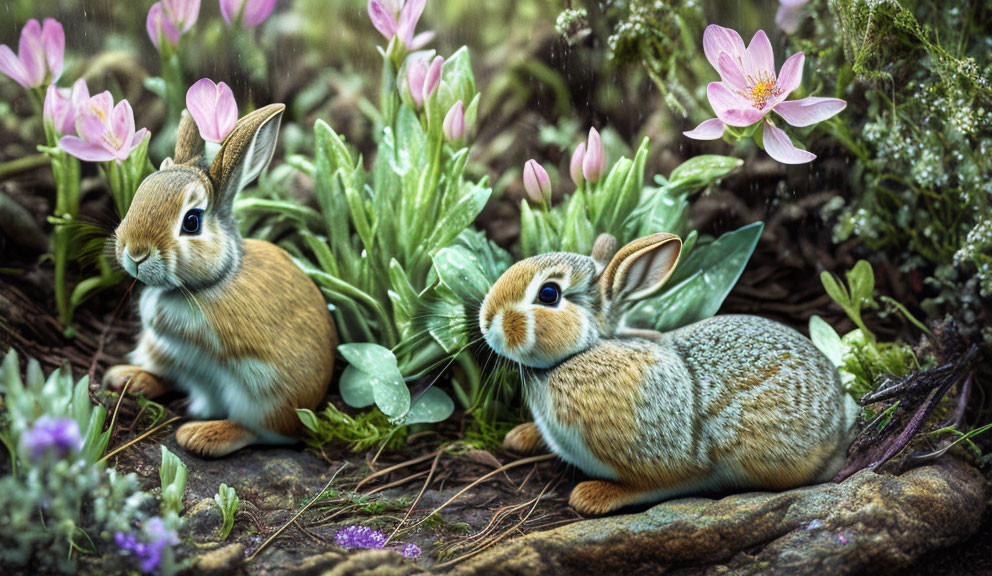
[
  {"left": 537, "top": 282, "right": 561, "bottom": 306},
  {"left": 181, "top": 208, "right": 203, "bottom": 235}
]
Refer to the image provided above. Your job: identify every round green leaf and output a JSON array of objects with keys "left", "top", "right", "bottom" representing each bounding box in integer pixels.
[
  {"left": 372, "top": 373, "right": 411, "bottom": 418},
  {"left": 405, "top": 388, "right": 455, "bottom": 424},
  {"left": 339, "top": 365, "right": 376, "bottom": 408},
  {"left": 338, "top": 343, "right": 400, "bottom": 378}
]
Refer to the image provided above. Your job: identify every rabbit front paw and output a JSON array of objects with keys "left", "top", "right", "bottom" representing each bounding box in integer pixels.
[
  {"left": 503, "top": 422, "right": 547, "bottom": 455},
  {"left": 569, "top": 480, "right": 648, "bottom": 516},
  {"left": 103, "top": 365, "right": 171, "bottom": 399},
  {"left": 176, "top": 420, "right": 256, "bottom": 457}
]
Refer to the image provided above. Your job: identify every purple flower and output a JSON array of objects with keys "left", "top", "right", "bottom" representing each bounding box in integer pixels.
[
  {"left": 368, "top": 0, "right": 433, "bottom": 50},
  {"left": 220, "top": 0, "right": 278, "bottom": 28},
  {"left": 523, "top": 159, "right": 551, "bottom": 206},
  {"left": 58, "top": 91, "right": 150, "bottom": 163},
  {"left": 683, "top": 24, "right": 847, "bottom": 164},
  {"left": 116, "top": 517, "right": 178, "bottom": 575},
  {"left": 19, "top": 416, "right": 82, "bottom": 461},
  {"left": 146, "top": 0, "right": 201, "bottom": 49},
  {"left": 44, "top": 78, "right": 90, "bottom": 136},
  {"left": 186, "top": 78, "right": 238, "bottom": 143},
  {"left": 335, "top": 526, "right": 387, "bottom": 550},
  {"left": 0, "top": 18, "right": 64, "bottom": 89},
  {"left": 398, "top": 543, "right": 421, "bottom": 558},
  {"left": 582, "top": 127, "right": 605, "bottom": 183},
  {"left": 442, "top": 100, "right": 465, "bottom": 142},
  {"left": 569, "top": 142, "right": 586, "bottom": 187}
]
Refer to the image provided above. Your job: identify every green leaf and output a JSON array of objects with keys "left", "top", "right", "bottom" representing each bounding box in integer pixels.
[
  {"left": 820, "top": 271, "right": 850, "bottom": 308},
  {"left": 427, "top": 185, "right": 491, "bottom": 251},
  {"left": 372, "top": 372, "right": 411, "bottom": 418},
  {"left": 297, "top": 409, "right": 321, "bottom": 433},
  {"left": 848, "top": 259, "right": 875, "bottom": 304},
  {"left": 339, "top": 365, "right": 376, "bottom": 408},
  {"left": 809, "top": 315, "right": 847, "bottom": 368},
  {"left": 519, "top": 200, "right": 539, "bottom": 257},
  {"left": 314, "top": 119, "right": 353, "bottom": 173},
  {"left": 338, "top": 343, "right": 400, "bottom": 377},
  {"left": 432, "top": 245, "right": 491, "bottom": 302},
  {"left": 405, "top": 388, "right": 455, "bottom": 424},
  {"left": 664, "top": 155, "right": 743, "bottom": 196}
]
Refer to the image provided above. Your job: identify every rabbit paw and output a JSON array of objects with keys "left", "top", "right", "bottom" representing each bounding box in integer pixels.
[
  {"left": 103, "top": 365, "right": 171, "bottom": 399},
  {"left": 176, "top": 420, "right": 255, "bottom": 457},
  {"left": 503, "top": 422, "right": 547, "bottom": 455},
  {"left": 569, "top": 480, "right": 644, "bottom": 516}
]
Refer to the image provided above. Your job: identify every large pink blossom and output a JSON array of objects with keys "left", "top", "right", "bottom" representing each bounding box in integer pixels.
[
  {"left": 368, "top": 0, "right": 434, "bottom": 50},
  {"left": 684, "top": 24, "right": 846, "bottom": 164},
  {"left": 0, "top": 19, "right": 64, "bottom": 89},
  {"left": 186, "top": 78, "right": 238, "bottom": 143},
  {"left": 59, "top": 92, "right": 149, "bottom": 163}
]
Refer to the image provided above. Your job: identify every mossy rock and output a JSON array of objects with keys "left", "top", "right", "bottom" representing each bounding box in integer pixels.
[{"left": 451, "top": 458, "right": 986, "bottom": 576}]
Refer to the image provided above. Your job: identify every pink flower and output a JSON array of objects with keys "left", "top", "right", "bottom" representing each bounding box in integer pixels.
[
  {"left": 776, "top": 0, "right": 810, "bottom": 35},
  {"left": 407, "top": 55, "right": 443, "bottom": 107},
  {"left": 582, "top": 127, "right": 605, "bottom": 183},
  {"left": 147, "top": 0, "right": 201, "bottom": 49},
  {"left": 58, "top": 91, "right": 150, "bottom": 163},
  {"left": 44, "top": 78, "right": 90, "bottom": 135},
  {"left": 368, "top": 0, "right": 434, "bottom": 50},
  {"left": 186, "top": 78, "right": 238, "bottom": 143},
  {"left": 442, "top": 100, "right": 464, "bottom": 141},
  {"left": 569, "top": 142, "right": 586, "bottom": 186},
  {"left": 523, "top": 159, "right": 551, "bottom": 205},
  {"left": 0, "top": 18, "right": 64, "bottom": 89},
  {"left": 220, "top": 0, "right": 278, "bottom": 28},
  {"left": 684, "top": 25, "right": 846, "bottom": 164}
]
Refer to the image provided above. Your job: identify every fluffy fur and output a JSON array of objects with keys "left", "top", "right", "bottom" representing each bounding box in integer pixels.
[
  {"left": 480, "top": 233, "right": 859, "bottom": 516},
  {"left": 105, "top": 105, "right": 337, "bottom": 457}
]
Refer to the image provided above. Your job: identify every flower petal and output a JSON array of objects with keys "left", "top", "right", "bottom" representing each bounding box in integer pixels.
[
  {"left": 707, "top": 82, "right": 766, "bottom": 127},
  {"left": 397, "top": 0, "right": 426, "bottom": 46},
  {"left": 409, "top": 30, "right": 435, "bottom": 50},
  {"left": 241, "top": 0, "right": 277, "bottom": 28},
  {"left": 41, "top": 19, "right": 64, "bottom": 83},
  {"left": 717, "top": 52, "right": 748, "bottom": 91},
  {"left": 368, "top": 0, "right": 398, "bottom": 39},
  {"left": 186, "top": 77, "right": 234, "bottom": 142},
  {"left": 743, "top": 30, "right": 774, "bottom": 81},
  {"left": 219, "top": 0, "right": 240, "bottom": 25},
  {"left": 773, "top": 96, "right": 846, "bottom": 127},
  {"left": 762, "top": 122, "right": 815, "bottom": 164},
  {"left": 111, "top": 100, "right": 137, "bottom": 151},
  {"left": 59, "top": 135, "right": 115, "bottom": 162},
  {"left": 702, "top": 24, "right": 746, "bottom": 72},
  {"left": 18, "top": 19, "right": 46, "bottom": 87},
  {"left": 775, "top": 3, "right": 804, "bottom": 34},
  {"left": 0, "top": 44, "right": 31, "bottom": 88},
  {"left": 683, "top": 117, "right": 726, "bottom": 140},
  {"left": 129, "top": 128, "right": 150, "bottom": 153},
  {"left": 776, "top": 52, "right": 805, "bottom": 97}
]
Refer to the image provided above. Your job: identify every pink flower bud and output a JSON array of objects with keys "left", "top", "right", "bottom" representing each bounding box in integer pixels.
[
  {"left": 368, "top": 0, "right": 431, "bottom": 49},
  {"left": 406, "top": 56, "right": 428, "bottom": 107},
  {"left": 582, "top": 127, "right": 605, "bottom": 183},
  {"left": 220, "top": 0, "right": 278, "bottom": 28},
  {"left": 0, "top": 18, "right": 64, "bottom": 89},
  {"left": 186, "top": 78, "right": 239, "bottom": 143},
  {"left": 59, "top": 92, "right": 150, "bottom": 164},
  {"left": 523, "top": 159, "right": 551, "bottom": 206},
  {"left": 422, "top": 55, "right": 443, "bottom": 102},
  {"left": 569, "top": 142, "right": 586, "bottom": 187},
  {"left": 442, "top": 100, "right": 465, "bottom": 142},
  {"left": 44, "top": 78, "right": 90, "bottom": 136},
  {"left": 148, "top": 1, "right": 200, "bottom": 49}
]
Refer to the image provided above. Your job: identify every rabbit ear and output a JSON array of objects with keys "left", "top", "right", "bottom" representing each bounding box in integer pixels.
[
  {"left": 600, "top": 233, "right": 682, "bottom": 306},
  {"left": 208, "top": 103, "right": 285, "bottom": 208},
  {"left": 174, "top": 110, "right": 205, "bottom": 164},
  {"left": 591, "top": 233, "right": 618, "bottom": 272}
]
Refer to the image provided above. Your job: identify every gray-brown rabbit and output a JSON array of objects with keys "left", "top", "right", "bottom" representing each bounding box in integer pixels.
[{"left": 480, "top": 232, "right": 859, "bottom": 515}]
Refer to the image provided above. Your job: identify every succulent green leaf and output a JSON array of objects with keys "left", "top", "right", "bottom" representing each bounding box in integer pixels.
[{"left": 405, "top": 388, "right": 455, "bottom": 424}]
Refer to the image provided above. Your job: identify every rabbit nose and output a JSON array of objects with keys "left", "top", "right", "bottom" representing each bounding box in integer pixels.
[
  {"left": 122, "top": 246, "right": 150, "bottom": 278},
  {"left": 128, "top": 248, "right": 150, "bottom": 264}
]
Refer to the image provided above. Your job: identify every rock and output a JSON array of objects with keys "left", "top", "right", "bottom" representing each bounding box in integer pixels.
[
  {"left": 193, "top": 542, "right": 245, "bottom": 575},
  {"left": 187, "top": 498, "right": 223, "bottom": 541},
  {"left": 319, "top": 549, "right": 425, "bottom": 576},
  {"left": 285, "top": 551, "right": 344, "bottom": 575},
  {"left": 451, "top": 458, "right": 987, "bottom": 576}
]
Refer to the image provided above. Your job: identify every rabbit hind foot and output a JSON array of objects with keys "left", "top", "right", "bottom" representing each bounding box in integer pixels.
[
  {"left": 176, "top": 420, "right": 256, "bottom": 457},
  {"left": 569, "top": 480, "right": 659, "bottom": 516}
]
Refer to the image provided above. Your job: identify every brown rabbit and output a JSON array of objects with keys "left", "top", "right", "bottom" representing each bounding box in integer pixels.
[
  {"left": 103, "top": 105, "right": 337, "bottom": 457},
  {"left": 480, "top": 232, "right": 859, "bottom": 515}
]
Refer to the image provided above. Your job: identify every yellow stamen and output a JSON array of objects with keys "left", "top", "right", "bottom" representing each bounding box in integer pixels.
[{"left": 749, "top": 80, "right": 781, "bottom": 110}]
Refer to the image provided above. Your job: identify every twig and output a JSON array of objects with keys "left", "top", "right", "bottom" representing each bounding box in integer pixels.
[
  {"left": 386, "top": 449, "right": 444, "bottom": 545},
  {"left": 246, "top": 463, "right": 348, "bottom": 562},
  {"left": 99, "top": 416, "right": 181, "bottom": 462},
  {"left": 355, "top": 450, "right": 440, "bottom": 491},
  {"left": 365, "top": 469, "right": 430, "bottom": 495}
]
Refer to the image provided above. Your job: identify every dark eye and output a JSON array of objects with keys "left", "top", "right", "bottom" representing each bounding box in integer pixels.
[
  {"left": 537, "top": 282, "right": 561, "bottom": 306},
  {"left": 181, "top": 209, "right": 203, "bottom": 235}
]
